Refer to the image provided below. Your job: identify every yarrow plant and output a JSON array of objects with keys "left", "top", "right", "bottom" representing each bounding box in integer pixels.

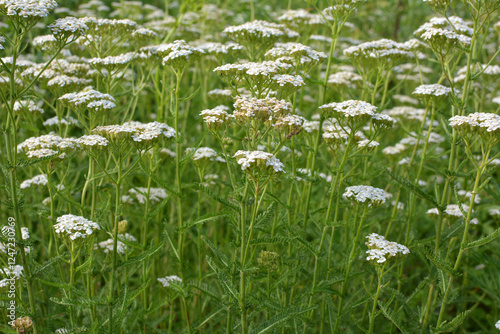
[{"left": 2, "top": 0, "right": 500, "bottom": 333}]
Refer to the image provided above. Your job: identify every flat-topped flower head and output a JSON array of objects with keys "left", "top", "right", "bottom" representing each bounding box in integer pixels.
[
  {"left": 20, "top": 174, "right": 48, "bottom": 189},
  {"left": 76, "top": 135, "right": 109, "bottom": 151},
  {"left": 224, "top": 20, "right": 298, "bottom": 55},
  {"left": 278, "top": 9, "right": 328, "bottom": 28},
  {"left": 214, "top": 61, "right": 292, "bottom": 93},
  {"left": 444, "top": 204, "right": 472, "bottom": 218},
  {"left": 413, "top": 84, "right": 455, "bottom": 103},
  {"left": 59, "top": 88, "right": 116, "bottom": 114},
  {"left": 47, "top": 75, "right": 93, "bottom": 93},
  {"left": 328, "top": 71, "right": 363, "bottom": 89},
  {"left": 32, "top": 34, "right": 58, "bottom": 51},
  {"left": 343, "top": 185, "right": 392, "bottom": 207},
  {"left": 89, "top": 52, "right": 137, "bottom": 72},
  {"left": 79, "top": 17, "right": 138, "bottom": 36},
  {"left": 195, "top": 42, "right": 243, "bottom": 56},
  {"left": 188, "top": 147, "right": 225, "bottom": 165},
  {"left": 371, "top": 113, "right": 396, "bottom": 130},
  {"left": 271, "top": 74, "right": 305, "bottom": 96},
  {"left": 273, "top": 114, "right": 305, "bottom": 137},
  {"left": 17, "top": 134, "right": 77, "bottom": 161},
  {"left": 158, "top": 275, "right": 182, "bottom": 288},
  {"left": 49, "top": 16, "right": 88, "bottom": 43},
  {"left": 495, "top": 320, "right": 500, "bottom": 330},
  {"left": 416, "top": 27, "right": 471, "bottom": 51},
  {"left": 14, "top": 100, "right": 44, "bottom": 114},
  {"left": 449, "top": 113, "right": 500, "bottom": 142},
  {"left": 233, "top": 96, "right": 291, "bottom": 124},
  {"left": 159, "top": 40, "right": 204, "bottom": 70},
  {"left": 265, "top": 42, "right": 326, "bottom": 70},
  {"left": 234, "top": 150, "right": 285, "bottom": 176},
  {"left": 54, "top": 214, "right": 100, "bottom": 241},
  {"left": 365, "top": 233, "right": 409, "bottom": 264},
  {"left": 122, "top": 187, "right": 167, "bottom": 205},
  {"left": 320, "top": 100, "right": 377, "bottom": 129},
  {"left": 0, "top": 0, "right": 58, "bottom": 20},
  {"left": 343, "top": 39, "right": 413, "bottom": 67},
  {"left": 93, "top": 121, "right": 176, "bottom": 147},
  {"left": 200, "top": 105, "right": 233, "bottom": 130}
]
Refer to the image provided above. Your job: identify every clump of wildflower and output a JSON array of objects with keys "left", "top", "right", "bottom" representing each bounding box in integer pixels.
[
  {"left": 234, "top": 150, "right": 285, "bottom": 176},
  {"left": 233, "top": 96, "right": 291, "bottom": 124},
  {"left": 278, "top": 9, "right": 328, "bottom": 28},
  {"left": 271, "top": 74, "right": 305, "bottom": 96},
  {"left": 93, "top": 121, "right": 176, "bottom": 147},
  {"left": 43, "top": 116, "right": 79, "bottom": 128},
  {"left": 343, "top": 185, "right": 392, "bottom": 207},
  {"left": 449, "top": 113, "right": 500, "bottom": 143},
  {"left": 416, "top": 27, "right": 471, "bottom": 51},
  {"left": 195, "top": 41, "right": 243, "bottom": 57},
  {"left": 265, "top": 42, "right": 326, "bottom": 71},
  {"left": 343, "top": 39, "right": 413, "bottom": 67},
  {"left": 258, "top": 250, "right": 279, "bottom": 271},
  {"left": 200, "top": 105, "right": 233, "bottom": 130},
  {"left": 320, "top": 100, "right": 377, "bottom": 129},
  {"left": 122, "top": 187, "right": 167, "bottom": 205},
  {"left": 273, "top": 114, "right": 305, "bottom": 137},
  {"left": 14, "top": 100, "right": 44, "bottom": 114},
  {"left": 47, "top": 75, "right": 93, "bottom": 93},
  {"left": 327, "top": 71, "right": 363, "bottom": 89},
  {"left": 49, "top": 16, "right": 88, "bottom": 43},
  {"left": 189, "top": 147, "right": 225, "bottom": 165},
  {"left": 223, "top": 20, "right": 298, "bottom": 54},
  {"left": 76, "top": 135, "right": 109, "bottom": 152},
  {"left": 159, "top": 40, "right": 204, "bottom": 70},
  {"left": 97, "top": 234, "right": 136, "bottom": 254},
  {"left": 214, "top": 61, "right": 292, "bottom": 92},
  {"left": 0, "top": 0, "right": 57, "bottom": 19},
  {"left": 413, "top": 84, "right": 455, "bottom": 104},
  {"left": 89, "top": 52, "right": 137, "bottom": 73},
  {"left": 32, "top": 34, "right": 58, "bottom": 51},
  {"left": 365, "top": 233, "right": 409, "bottom": 263},
  {"left": 54, "top": 214, "right": 100, "bottom": 240},
  {"left": 59, "top": 88, "right": 116, "bottom": 114},
  {"left": 158, "top": 275, "right": 182, "bottom": 287},
  {"left": 496, "top": 320, "right": 500, "bottom": 330},
  {"left": 20, "top": 174, "right": 48, "bottom": 189},
  {"left": 443, "top": 204, "right": 473, "bottom": 218}
]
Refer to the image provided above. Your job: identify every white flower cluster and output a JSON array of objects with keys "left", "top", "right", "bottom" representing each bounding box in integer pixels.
[
  {"left": 47, "top": 75, "right": 93, "bottom": 90},
  {"left": 343, "top": 185, "right": 392, "bottom": 206},
  {"left": 54, "top": 214, "right": 100, "bottom": 240},
  {"left": 272, "top": 74, "right": 305, "bottom": 88},
  {"left": 328, "top": 71, "right": 363, "bottom": 89},
  {"left": 214, "top": 61, "right": 292, "bottom": 84},
  {"left": 383, "top": 106, "right": 426, "bottom": 123},
  {"left": 265, "top": 42, "right": 326, "bottom": 66},
  {"left": 49, "top": 16, "right": 88, "bottom": 40},
  {"left": 223, "top": 20, "right": 298, "bottom": 43},
  {"left": 0, "top": 0, "right": 57, "bottom": 18},
  {"left": 296, "top": 168, "right": 332, "bottom": 182},
  {"left": 278, "top": 9, "right": 328, "bottom": 27},
  {"left": 122, "top": 187, "right": 167, "bottom": 205},
  {"left": 89, "top": 52, "right": 137, "bottom": 71},
  {"left": 59, "top": 89, "right": 116, "bottom": 112},
  {"left": 233, "top": 150, "right": 285, "bottom": 174},
  {"left": 97, "top": 233, "right": 136, "bottom": 254},
  {"left": 418, "top": 27, "right": 471, "bottom": 48},
  {"left": 200, "top": 105, "right": 233, "bottom": 129},
  {"left": 32, "top": 35, "right": 57, "bottom": 51},
  {"left": 20, "top": 174, "right": 48, "bottom": 189},
  {"left": 273, "top": 114, "right": 305, "bottom": 133},
  {"left": 43, "top": 116, "right": 79, "bottom": 127},
  {"left": 444, "top": 204, "right": 472, "bottom": 218},
  {"left": 233, "top": 96, "right": 291, "bottom": 123},
  {"left": 76, "top": 135, "right": 109, "bottom": 150},
  {"left": 365, "top": 233, "right": 409, "bottom": 263},
  {"left": 17, "top": 134, "right": 78, "bottom": 159},
  {"left": 93, "top": 121, "right": 176, "bottom": 144},
  {"left": 412, "top": 84, "right": 454, "bottom": 99},
  {"left": 14, "top": 100, "right": 44, "bottom": 114},
  {"left": 190, "top": 147, "right": 225, "bottom": 163},
  {"left": 343, "top": 39, "right": 413, "bottom": 63},
  {"left": 320, "top": 100, "right": 394, "bottom": 129},
  {"left": 449, "top": 113, "right": 500, "bottom": 138},
  {"left": 0, "top": 265, "right": 24, "bottom": 288},
  {"left": 195, "top": 42, "right": 243, "bottom": 55},
  {"left": 157, "top": 275, "right": 182, "bottom": 287},
  {"left": 160, "top": 40, "right": 204, "bottom": 68},
  {"left": 495, "top": 320, "right": 500, "bottom": 330}
]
